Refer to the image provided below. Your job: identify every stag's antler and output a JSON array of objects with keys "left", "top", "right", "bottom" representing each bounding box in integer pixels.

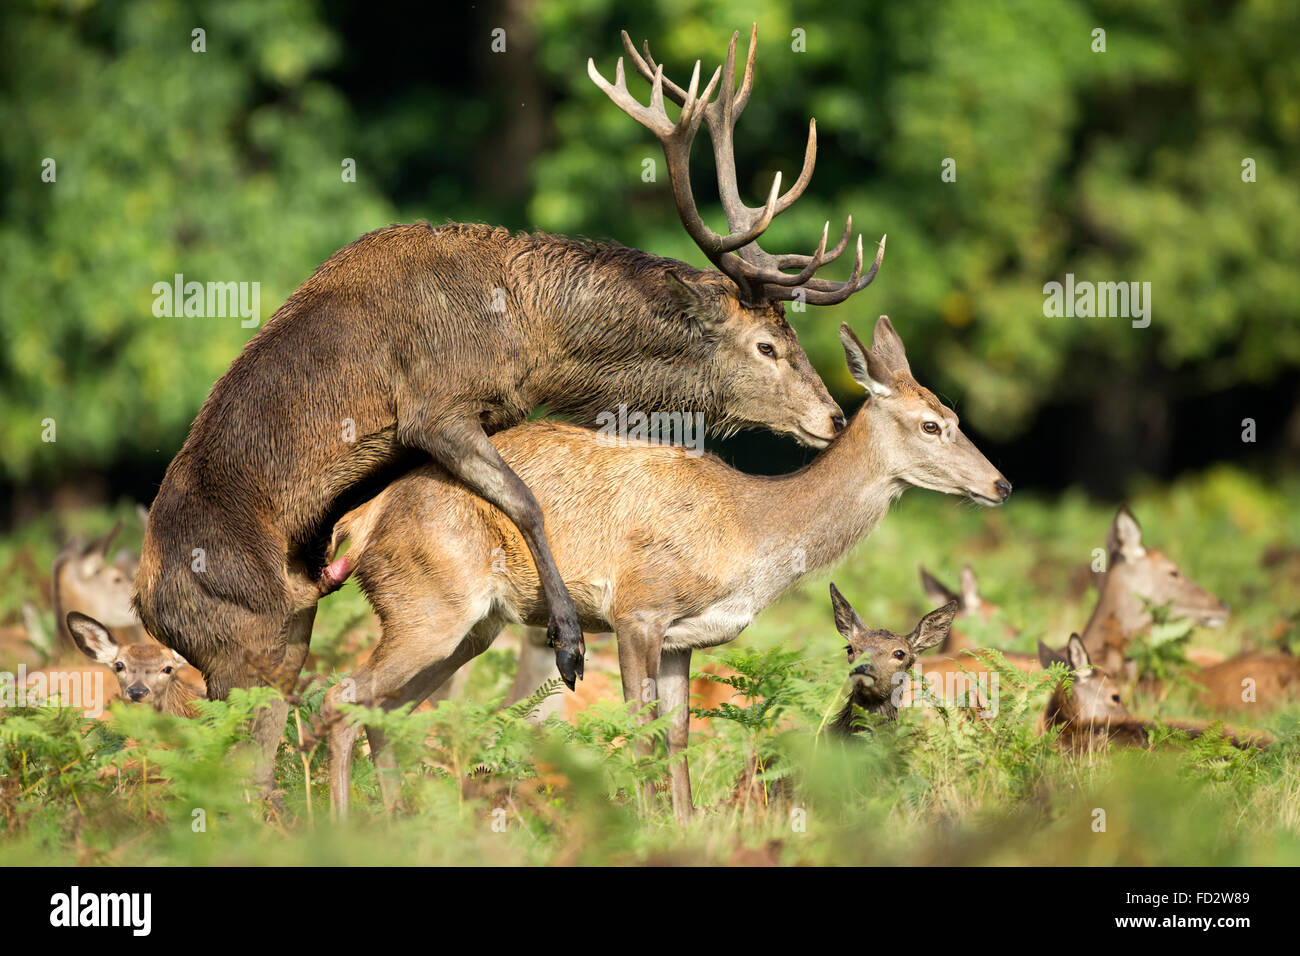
[{"left": 589, "top": 25, "right": 885, "bottom": 305}]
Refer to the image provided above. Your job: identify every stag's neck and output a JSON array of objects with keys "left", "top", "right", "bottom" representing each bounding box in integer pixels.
[
  {"left": 748, "top": 406, "right": 902, "bottom": 578},
  {"left": 508, "top": 237, "right": 726, "bottom": 424}
]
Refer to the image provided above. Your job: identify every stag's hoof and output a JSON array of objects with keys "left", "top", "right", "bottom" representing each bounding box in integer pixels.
[{"left": 547, "top": 624, "right": 585, "bottom": 690}]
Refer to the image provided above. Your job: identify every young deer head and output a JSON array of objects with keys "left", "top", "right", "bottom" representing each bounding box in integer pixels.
[
  {"left": 830, "top": 583, "right": 957, "bottom": 729},
  {"left": 1039, "top": 633, "right": 1130, "bottom": 732},
  {"left": 590, "top": 25, "right": 890, "bottom": 447},
  {"left": 918, "top": 563, "right": 1016, "bottom": 654},
  {"left": 53, "top": 520, "right": 142, "bottom": 653},
  {"left": 842, "top": 318, "right": 1012, "bottom": 505},
  {"left": 1083, "top": 506, "right": 1229, "bottom": 675},
  {"left": 66, "top": 611, "right": 196, "bottom": 713}
]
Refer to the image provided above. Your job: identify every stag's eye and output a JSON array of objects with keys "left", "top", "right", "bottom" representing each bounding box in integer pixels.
[
  {"left": 756, "top": 342, "right": 776, "bottom": 358},
  {"left": 922, "top": 421, "right": 941, "bottom": 435}
]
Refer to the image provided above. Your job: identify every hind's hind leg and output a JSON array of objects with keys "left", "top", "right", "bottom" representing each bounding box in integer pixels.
[
  {"left": 366, "top": 617, "right": 504, "bottom": 813},
  {"left": 325, "top": 604, "right": 501, "bottom": 820}
]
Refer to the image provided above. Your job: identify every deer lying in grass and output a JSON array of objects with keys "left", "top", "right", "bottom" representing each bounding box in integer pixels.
[
  {"left": 53, "top": 518, "right": 146, "bottom": 654},
  {"left": 1187, "top": 651, "right": 1300, "bottom": 713},
  {"left": 1080, "top": 506, "right": 1228, "bottom": 678},
  {"left": 1038, "top": 634, "right": 1271, "bottom": 752},
  {"left": 323, "top": 315, "right": 1010, "bottom": 821},
  {"left": 918, "top": 564, "right": 1017, "bottom": 655},
  {"left": 827, "top": 584, "right": 957, "bottom": 732},
  {"left": 134, "top": 25, "right": 878, "bottom": 792},
  {"left": 65, "top": 612, "right": 205, "bottom": 718},
  {"left": 916, "top": 507, "right": 1230, "bottom": 694}
]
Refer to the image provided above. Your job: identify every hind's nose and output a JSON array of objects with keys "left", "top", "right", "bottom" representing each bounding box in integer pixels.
[
  {"left": 126, "top": 685, "right": 149, "bottom": 702},
  {"left": 994, "top": 478, "right": 1012, "bottom": 501},
  {"left": 831, "top": 413, "right": 847, "bottom": 436}
]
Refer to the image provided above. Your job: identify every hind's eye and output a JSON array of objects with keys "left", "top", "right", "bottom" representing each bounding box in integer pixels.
[
  {"left": 922, "top": 421, "right": 940, "bottom": 435},
  {"left": 162, "top": 667, "right": 173, "bottom": 675},
  {"left": 893, "top": 650, "right": 907, "bottom": 660},
  {"left": 114, "top": 662, "right": 125, "bottom": 672},
  {"left": 756, "top": 342, "right": 776, "bottom": 358},
  {"left": 1112, "top": 695, "right": 1122, "bottom": 703}
]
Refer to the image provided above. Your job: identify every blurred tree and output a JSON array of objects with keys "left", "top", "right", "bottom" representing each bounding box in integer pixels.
[{"left": 1, "top": 0, "right": 1297, "bottom": 500}]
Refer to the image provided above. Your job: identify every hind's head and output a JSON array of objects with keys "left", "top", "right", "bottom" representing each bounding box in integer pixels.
[
  {"left": 66, "top": 612, "right": 189, "bottom": 708},
  {"left": 830, "top": 583, "right": 957, "bottom": 714},
  {"left": 839, "top": 317, "right": 1011, "bottom": 506}
]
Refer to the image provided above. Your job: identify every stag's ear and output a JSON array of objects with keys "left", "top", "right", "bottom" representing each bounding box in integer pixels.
[
  {"left": 911, "top": 601, "right": 958, "bottom": 653},
  {"left": 66, "top": 612, "right": 119, "bottom": 665},
  {"left": 919, "top": 566, "right": 959, "bottom": 607},
  {"left": 665, "top": 270, "right": 726, "bottom": 334},
  {"left": 1065, "top": 633, "right": 1092, "bottom": 672},
  {"left": 1107, "top": 506, "right": 1145, "bottom": 563},
  {"left": 829, "top": 583, "right": 866, "bottom": 641},
  {"left": 870, "top": 315, "right": 912, "bottom": 376},
  {"left": 840, "top": 324, "right": 893, "bottom": 397}
]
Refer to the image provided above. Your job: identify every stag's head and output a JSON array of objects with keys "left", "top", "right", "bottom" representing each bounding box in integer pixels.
[
  {"left": 839, "top": 316, "right": 1012, "bottom": 505},
  {"left": 590, "top": 25, "right": 888, "bottom": 447}
]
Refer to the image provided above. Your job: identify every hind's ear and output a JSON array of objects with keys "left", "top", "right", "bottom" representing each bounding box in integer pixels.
[
  {"left": 1065, "top": 633, "right": 1092, "bottom": 672},
  {"left": 1107, "top": 506, "right": 1145, "bottom": 563},
  {"left": 829, "top": 583, "right": 866, "bottom": 641},
  {"left": 66, "top": 612, "right": 119, "bottom": 665},
  {"left": 870, "top": 315, "right": 912, "bottom": 377},
  {"left": 919, "top": 566, "right": 959, "bottom": 607},
  {"left": 839, "top": 324, "right": 894, "bottom": 397},
  {"left": 959, "top": 565, "right": 981, "bottom": 608},
  {"left": 911, "top": 601, "right": 958, "bottom": 653},
  {"left": 167, "top": 648, "right": 190, "bottom": 669}
]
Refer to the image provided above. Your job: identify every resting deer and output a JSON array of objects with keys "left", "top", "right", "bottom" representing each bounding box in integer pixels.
[
  {"left": 324, "top": 315, "right": 1011, "bottom": 821},
  {"left": 917, "top": 507, "right": 1229, "bottom": 690},
  {"left": 53, "top": 519, "right": 146, "bottom": 655},
  {"left": 828, "top": 584, "right": 957, "bottom": 732},
  {"left": 133, "top": 25, "right": 883, "bottom": 791},
  {"left": 65, "top": 612, "right": 206, "bottom": 718},
  {"left": 918, "top": 564, "right": 1017, "bottom": 655},
  {"left": 1080, "top": 506, "right": 1228, "bottom": 678},
  {"left": 1188, "top": 651, "right": 1300, "bottom": 713},
  {"left": 1038, "top": 634, "right": 1270, "bottom": 752}
]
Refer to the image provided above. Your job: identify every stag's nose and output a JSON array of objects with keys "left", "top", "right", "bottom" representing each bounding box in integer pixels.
[
  {"left": 994, "top": 479, "right": 1012, "bottom": 501},
  {"left": 831, "top": 413, "right": 847, "bottom": 436},
  {"left": 126, "top": 684, "right": 149, "bottom": 702}
]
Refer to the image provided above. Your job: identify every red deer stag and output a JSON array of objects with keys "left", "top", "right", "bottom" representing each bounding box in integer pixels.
[
  {"left": 134, "top": 25, "right": 883, "bottom": 793},
  {"left": 323, "top": 315, "right": 1010, "bottom": 821}
]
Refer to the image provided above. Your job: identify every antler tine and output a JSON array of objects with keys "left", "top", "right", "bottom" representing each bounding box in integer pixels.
[
  {"left": 796, "top": 235, "right": 887, "bottom": 305},
  {"left": 741, "top": 220, "right": 834, "bottom": 287},
  {"left": 733, "top": 23, "right": 757, "bottom": 117},
  {"left": 717, "top": 171, "right": 781, "bottom": 253},
  {"left": 775, "top": 215, "right": 853, "bottom": 269},
  {"left": 772, "top": 119, "right": 817, "bottom": 214}
]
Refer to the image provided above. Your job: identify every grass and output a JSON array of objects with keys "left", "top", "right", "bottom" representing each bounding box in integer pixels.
[{"left": 1, "top": 463, "right": 1297, "bottom": 865}]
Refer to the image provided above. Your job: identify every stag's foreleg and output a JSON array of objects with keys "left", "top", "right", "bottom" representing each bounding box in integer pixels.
[{"left": 400, "top": 415, "right": 585, "bottom": 688}]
